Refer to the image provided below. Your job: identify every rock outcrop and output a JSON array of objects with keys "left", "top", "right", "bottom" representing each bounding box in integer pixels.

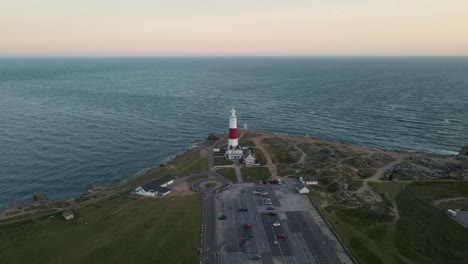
[
  {"left": 33, "top": 192, "right": 48, "bottom": 203},
  {"left": 459, "top": 146, "right": 468, "bottom": 156}
]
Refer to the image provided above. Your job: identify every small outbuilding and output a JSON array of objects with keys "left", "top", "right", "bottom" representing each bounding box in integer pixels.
[
  {"left": 62, "top": 210, "right": 74, "bottom": 220},
  {"left": 296, "top": 182, "right": 310, "bottom": 194},
  {"left": 300, "top": 176, "right": 318, "bottom": 186}
]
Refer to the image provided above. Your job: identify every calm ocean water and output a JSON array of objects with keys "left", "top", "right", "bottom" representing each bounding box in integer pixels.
[{"left": 1, "top": 57, "right": 467, "bottom": 208}]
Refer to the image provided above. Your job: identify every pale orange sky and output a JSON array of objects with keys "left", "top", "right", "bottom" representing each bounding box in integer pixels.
[{"left": 1, "top": 0, "right": 468, "bottom": 56}]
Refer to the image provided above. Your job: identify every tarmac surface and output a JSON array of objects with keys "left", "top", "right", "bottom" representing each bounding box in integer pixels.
[{"left": 216, "top": 182, "right": 346, "bottom": 264}]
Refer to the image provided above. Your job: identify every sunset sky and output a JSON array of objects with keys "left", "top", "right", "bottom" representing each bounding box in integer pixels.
[{"left": 1, "top": 0, "right": 468, "bottom": 56}]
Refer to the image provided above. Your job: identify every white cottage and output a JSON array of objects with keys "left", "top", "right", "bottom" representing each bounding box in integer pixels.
[{"left": 296, "top": 182, "right": 310, "bottom": 194}]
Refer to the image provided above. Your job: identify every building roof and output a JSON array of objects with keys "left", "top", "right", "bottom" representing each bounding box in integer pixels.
[
  {"left": 296, "top": 182, "right": 307, "bottom": 190},
  {"left": 141, "top": 175, "right": 174, "bottom": 192},
  {"left": 302, "top": 176, "right": 318, "bottom": 182}
]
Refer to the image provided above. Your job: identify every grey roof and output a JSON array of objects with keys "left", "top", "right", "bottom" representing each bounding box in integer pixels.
[
  {"left": 302, "top": 176, "right": 317, "bottom": 181},
  {"left": 141, "top": 175, "right": 174, "bottom": 192},
  {"left": 296, "top": 182, "right": 307, "bottom": 190}
]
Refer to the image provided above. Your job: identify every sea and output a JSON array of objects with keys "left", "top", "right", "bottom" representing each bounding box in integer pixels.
[{"left": 1, "top": 57, "right": 467, "bottom": 209}]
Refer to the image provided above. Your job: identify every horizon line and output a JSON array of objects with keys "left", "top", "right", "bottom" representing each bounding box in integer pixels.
[{"left": 2, "top": 54, "right": 468, "bottom": 59}]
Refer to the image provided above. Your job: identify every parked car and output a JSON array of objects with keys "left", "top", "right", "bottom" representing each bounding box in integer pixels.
[
  {"left": 251, "top": 255, "right": 261, "bottom": 260},
  {"left": 252, "top": 191, "right": 260, "bottom": 195},
  {"left": 243, "top": 224, "right": 253, "bottom": 229},
  {"left": 262, "top": 180, "right": 267, "bottom": 184},
  {"left": 266, "top": 206, "right": 275, "bottom": 211},
  {"left": 238, "top": 208, "right": 248, "bottom": 212},
  {"left": 276, "top": 233, "right": 287, "bottom": 239},
  {"left": 246, "top": 232, "right": 255, "bottom": 238},
  {"left": 260, "top": 191, "right": 269, "bottom": 196},
  {"left": 273, "top": 221, "right": 281, "bottom": 227},
  {"left": 268, "top": 212, "right": 277, "bottom": 216},
  {"left": 218, "top": 215, "right": 226, "bottom": 220},
  {"left": 263, "top": 201, "right": 272, "bottom": 205}
]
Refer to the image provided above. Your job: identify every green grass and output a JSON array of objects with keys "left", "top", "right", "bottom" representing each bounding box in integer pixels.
[
  {"left": 239, "top": 139, "right": 255, "bottom": 147},
  {"left": 214, "top": 157, "right": 233, "bottom": 166},
  {"left": 252, "top": 148, "right": 267, "bottom": 165},
  {"left": 204, "top": 183, "right": 217, "bottom": 189},
  {"left": 359, "top": 168, "right": 377, "bottom": 178},
  {"left": 321, "top": 181, "right": 468, "bottom": 264},
  {"left": 260, "top": 138, "right": 300, "bottom": 164},
  {"left": 395, "top": 190, "right": 468, "bottom": 264},
  {"left": 0, "top": 194, "right": 202, "bottom": 264},
  {"left": 406, "top": 181, "right": 468, "bottom": 201},
  {"left": 217, "top": 168, "right": 237, "bottom": 183},
  {"left": 241, "top": 167, "right": 271, "bottom": 183},
  {"left": 185, "top": 174, "right": 207, "bottom": 184},
  {"left": 437, "top": 199, "right": 468, "bottom": 210}
]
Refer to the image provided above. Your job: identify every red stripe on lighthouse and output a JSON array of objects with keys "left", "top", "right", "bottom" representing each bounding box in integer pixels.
[{"left": 229, "top": 128, "right": 238, "bottom": 139}]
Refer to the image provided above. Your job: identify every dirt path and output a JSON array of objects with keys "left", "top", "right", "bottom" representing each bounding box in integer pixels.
[
  {"left": 354, "top": 157, "right": 402, "bottom": 203},
  {"left": 251, "top": 134, "right": 277, "bottom": 178}
]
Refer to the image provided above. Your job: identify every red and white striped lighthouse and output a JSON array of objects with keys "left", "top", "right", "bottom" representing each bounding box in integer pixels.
[{"left": 228, "top": 108, "right": 239, "bottom": 148}]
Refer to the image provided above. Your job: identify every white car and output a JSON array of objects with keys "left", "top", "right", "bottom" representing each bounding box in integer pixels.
[
  {"left": 252, "top": 191, "right": 260, "bottom": 195},
  {"left": 273, "top": 221, "right": 281, "bottom": 227},
  {"left": 260, "top": 191, "right": 269, "bottom": 196}
]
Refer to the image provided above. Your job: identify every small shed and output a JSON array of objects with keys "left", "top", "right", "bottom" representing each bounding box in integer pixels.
[
  {"left": 296, "top": 182, "right": 310, "bottom": 194},
  {"left": 62, "top": 210, "right": 74, "bottom": 220}
]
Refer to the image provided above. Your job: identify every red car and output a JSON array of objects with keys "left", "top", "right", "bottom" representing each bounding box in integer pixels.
[
  {"left": 276, "top": 233, "right": 287, "bottom": 239},
  {"left": 243, "top": 224, "right": 253, "bottom": 229}
]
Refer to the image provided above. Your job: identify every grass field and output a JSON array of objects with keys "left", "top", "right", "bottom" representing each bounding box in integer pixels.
[
  {"left": 319, "top": 181, "right": 468, "bottom": 264},
  {"left": 217, "top": 168, "right": 237, "bottom": 183},
  {"left": 0, "top": 194, "right": 202, "bottom": 264},
  {"left": 241, "top": 167, "right": 271, "bottom": 183},
  {"left": 214, "top": 157, "right": 233, "bottom": 166},
  {"left": 395, "top": 188, "right": 468, "bottom": 264}
]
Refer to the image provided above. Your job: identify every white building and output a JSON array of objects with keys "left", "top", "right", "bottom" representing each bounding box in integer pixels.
[
  {"left": 300, "top": 176, "right": 318, "bottom": 186},
  {"left": 296, "top": 182, "right": 309, "bottom": 194},
  {"left": 135, "top": 175, "right": 174, "bottom": 197},
  {"left": 242, "top": 149, "right": 259, "bottom": 166}
]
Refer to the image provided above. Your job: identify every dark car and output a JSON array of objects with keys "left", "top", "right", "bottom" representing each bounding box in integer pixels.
[
  {"left": 266, "top": 206, "right": 275, "bottom": 210},
  {"left": 238, "top": 208, "right": 248, "bottom": 212},
  {"left": 276, "top": 233, "right": 287, "bottom": 239},
  {"left": 251, "top": 255, "right": 261, "bottom": 260},
  {"left": 268, "top": 212, "right": 277, "bottom": 216},
  {"left": 218, "top": 215, "right": 226, "bottom": 220}
]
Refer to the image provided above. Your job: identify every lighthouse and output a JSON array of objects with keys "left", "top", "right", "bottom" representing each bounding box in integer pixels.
[
  {"left": 226, "top": 108, "right": 243, "bottom": 160},
  {"left": 228, "top": 108, "right": 239, "bottom": 148}
]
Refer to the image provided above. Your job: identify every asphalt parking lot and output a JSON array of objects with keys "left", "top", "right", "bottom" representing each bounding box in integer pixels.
[{"left": 216, "top": 182, "right": 345, "bottom": 264}]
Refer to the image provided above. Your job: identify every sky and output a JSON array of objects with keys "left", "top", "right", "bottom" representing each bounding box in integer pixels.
[{"left": 1, "top": 0, "right": 468, "bottom": 56}]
